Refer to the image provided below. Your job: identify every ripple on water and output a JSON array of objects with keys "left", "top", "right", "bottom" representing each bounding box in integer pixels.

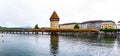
[{"left": 0, "top": 34, "right": 120, "bottom": 56}]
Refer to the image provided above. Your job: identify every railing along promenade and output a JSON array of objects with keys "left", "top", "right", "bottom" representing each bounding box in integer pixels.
[{"left": 0, "top": 28, "right": 99, "bottom": 34}]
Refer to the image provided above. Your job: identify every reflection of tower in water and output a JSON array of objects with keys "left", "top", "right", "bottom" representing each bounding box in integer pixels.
[
  {"left": 35, "top": 35, "right": 39, "bottom": 43},
  {"left": 50, "top": 34, "right": 59, "bottom": 56}
]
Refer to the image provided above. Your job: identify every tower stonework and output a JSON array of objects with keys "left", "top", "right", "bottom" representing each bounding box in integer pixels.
[{"left": 50, "top": 11, "right": 60, "bottom": 29}]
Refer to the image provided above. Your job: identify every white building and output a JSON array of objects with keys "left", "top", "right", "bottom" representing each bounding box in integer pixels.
[
  {"left": 116, "top": 21, "right": 120, "bottom": 29},
  {"left": 59, "top": 23, "right": 77, "bottom": 29},
  {"left": 78, "top": 20, "right": 116, "bottom": 30},
  {"left": 117, "top": 24, "right": 120, "bottom": 29},
  {"left": 79, "top": 23, "right": 87, "bottom": 28},
  {"left": 79, "top": 20, "right": 104, "bottom": 30}
]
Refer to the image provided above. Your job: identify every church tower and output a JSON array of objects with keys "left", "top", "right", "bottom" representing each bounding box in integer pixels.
[{"left": 50, "top": 11, "right": 60, "bottom": 29}]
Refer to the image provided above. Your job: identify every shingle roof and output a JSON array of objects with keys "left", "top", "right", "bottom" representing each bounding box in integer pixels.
[
  {"left": 80, "top": 20, "right": 115, "bottom": 24},
  {"left": 59, "top": 22, "right": 78, "bottom": 26},
  {"left": 50, "top": 11, "right": 59, "bottom": 19}
]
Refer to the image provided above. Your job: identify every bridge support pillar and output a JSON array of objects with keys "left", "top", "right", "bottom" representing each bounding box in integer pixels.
[{"left": 51, "top": 32, "right": 58, "bottom": 35}]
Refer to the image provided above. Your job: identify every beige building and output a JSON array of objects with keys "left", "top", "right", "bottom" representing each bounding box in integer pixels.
[
  {"left": 59, "top": 23, "right": 77, "bottom": 29},
  {"left": 101, "top": 21, "right": 116, "bottom": 29},
  {"left": 50, "top": 11, "right": 60, "bottom": 29}
]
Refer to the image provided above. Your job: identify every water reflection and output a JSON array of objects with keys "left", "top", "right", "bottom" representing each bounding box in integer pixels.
[
  {"left": 0, "top": 35, "right": 4, "bottom": 43},
  {"left": 50, "top": 34, "right": 59, "bottom": 56},
  {"left": 35, "top": 35, "right": 39, "bottom": 43},
  {"left": 98, "top": 35, "right": 116, "bottom": 43},
  {"left": 113, "top": 39, "right": 118, "bottom": 54},
  {"left": 0, "top": 34, "right": 120, "bottom": 56}
]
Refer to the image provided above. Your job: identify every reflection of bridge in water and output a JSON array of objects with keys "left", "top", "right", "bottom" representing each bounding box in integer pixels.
[{"left": 0, "top": 28, "right": 98, "bottom": 34}]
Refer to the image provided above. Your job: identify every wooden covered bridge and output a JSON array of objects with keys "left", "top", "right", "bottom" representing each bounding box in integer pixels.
[{"left": 0, "top": 28, "right": 99, "bottom": 34}]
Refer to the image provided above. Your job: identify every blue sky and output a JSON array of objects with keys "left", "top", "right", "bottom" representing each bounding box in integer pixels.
[{"left": 0, "top": 0, "right": 120, "bottom": 27}]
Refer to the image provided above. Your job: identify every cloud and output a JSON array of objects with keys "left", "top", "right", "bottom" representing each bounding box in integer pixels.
[{"left": 0, "top": 0, "right": 120, "bottom": 27}]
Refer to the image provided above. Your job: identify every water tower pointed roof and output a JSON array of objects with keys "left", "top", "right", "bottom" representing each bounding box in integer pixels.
[{"left": 50, "top": 11, "right": 59, "bottom": 19}]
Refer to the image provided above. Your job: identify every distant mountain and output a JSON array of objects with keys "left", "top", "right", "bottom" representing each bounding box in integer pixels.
[
  {"left": 1, "top": 26, "right": 33, "bottom": 28},
  {"left": 11, "top": 26, "right": 33, "bottom": 28},
  {"left": 20, "top": 26, "right": 33, "bottom": 28}
]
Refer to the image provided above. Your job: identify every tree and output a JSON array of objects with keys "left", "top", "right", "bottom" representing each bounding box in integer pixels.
[
  {"left": 34, "top": 24, "right": 39, "bottom": 29},
  {"left": 100, "top": 29, "right": 118, "bottom": 32},
  {"left": 74, "top": 24, "right": 79, "bottom": 29}
]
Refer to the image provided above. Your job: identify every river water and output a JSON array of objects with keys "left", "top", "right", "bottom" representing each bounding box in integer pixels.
[{"left": 0, "top": 34, "right": 120, "bottom": 56}]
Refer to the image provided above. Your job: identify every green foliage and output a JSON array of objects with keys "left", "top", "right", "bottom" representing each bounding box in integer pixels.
[
  {"left": 100, "top": 28, "right": 120, "bottom": 32},
  {"left": 102, "top": 36, "right": 115, "bottom": 42},
  {"left": 34, "top": 24, "right": 39, "bottom": 29},
  {"left": 74, "top": 24, "right": 79, "bottom": 29}
]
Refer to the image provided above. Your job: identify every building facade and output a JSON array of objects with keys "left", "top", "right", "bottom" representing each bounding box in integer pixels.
[
  {"left": 79, "top": 23, "right": 87, "bottom": 28},
  {"left": 79, "top": 20, "right": 104, "bottom": 30},
  {"left": 79, "top": 20, "right": 116, "bottom": 30},
  {"left": 101, "top": 21, "right": 116, "bottom": 29},
  {"left": 59, "top": 23, "right": 77, "bottom": 29},
  {"left": 50, "top": 11, "right": 60, "bottom": 29},
  {"left": 116, "top": 21, "right": 120, "bottom": 29}
]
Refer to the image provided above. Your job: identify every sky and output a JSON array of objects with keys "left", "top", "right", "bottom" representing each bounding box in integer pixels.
[{"left": 0, "top": 0, "right": 120, "bottom": 27}]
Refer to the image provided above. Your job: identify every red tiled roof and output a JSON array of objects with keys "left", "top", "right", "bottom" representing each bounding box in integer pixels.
[{"left": 50, "top": 11, "right": 59, "bottom": 19}]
